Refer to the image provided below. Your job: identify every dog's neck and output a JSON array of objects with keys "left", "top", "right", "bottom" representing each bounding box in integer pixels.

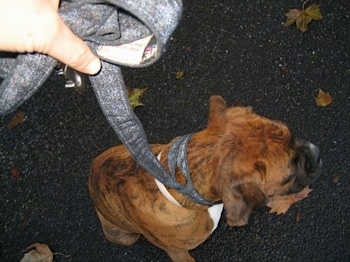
[{"left": 158, "top": 132, "right": 222, "bottom": 208}]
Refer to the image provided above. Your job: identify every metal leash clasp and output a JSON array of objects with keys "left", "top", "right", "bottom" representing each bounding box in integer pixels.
[{"left": 56, "top": 63, "right": 87, "bottom": 94}]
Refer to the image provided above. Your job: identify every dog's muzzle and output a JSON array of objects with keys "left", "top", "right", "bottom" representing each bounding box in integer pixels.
[{"left": 285, "top": 140, "right": 322, "bottom": 194}]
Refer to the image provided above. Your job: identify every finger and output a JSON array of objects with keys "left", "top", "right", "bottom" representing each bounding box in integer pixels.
[
  {"left": 47, "top": 0, "right": 60, "bottom": 10},
  {"left": 46, "top": 16, "right": 101, "bottom": 75}
]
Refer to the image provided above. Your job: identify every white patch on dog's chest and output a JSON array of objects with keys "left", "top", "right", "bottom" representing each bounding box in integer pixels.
[
  {"left": 208, "top": 203, "right": 224, "bottom": 233},
  {"left": 155, "top": 152, "right": 224, "bottom": 233}
]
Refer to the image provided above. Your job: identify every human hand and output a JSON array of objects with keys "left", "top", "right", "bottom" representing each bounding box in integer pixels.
[{"left": 0, "top": 0, "right": 101, "bottom": 75}]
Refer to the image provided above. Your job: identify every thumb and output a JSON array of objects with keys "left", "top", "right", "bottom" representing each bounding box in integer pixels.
[{"left": 47, "top": 16, "right": 101, "bottom": 75}]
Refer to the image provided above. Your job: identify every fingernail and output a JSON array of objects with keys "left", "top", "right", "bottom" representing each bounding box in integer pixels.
[{"left": 86, "top": 56, "right": 101, "bottom": 75}]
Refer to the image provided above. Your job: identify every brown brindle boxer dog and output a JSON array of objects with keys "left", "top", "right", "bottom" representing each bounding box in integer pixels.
[{"left": 89, "top": 95, "right": 321, "bottom": 262}]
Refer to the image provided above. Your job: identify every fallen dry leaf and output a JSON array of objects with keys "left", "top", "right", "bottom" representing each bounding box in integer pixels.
[
  {"left": 332, "top": 174, "right": 340, "bottom": 184},
  {"left": 20, "top": 243, "right": 53, "bottom": 262},
  {"left": 315, "top": 88, "right": 332, "bottom": 107},
  {"left": 295, "top": 12, "right": 313, "bottom": 33},
  {"left": 295, "top": 209, "right": 301, "bottom": 222},
  {"left": 284, "top": 9, "right": 303, "bottom": 28},
  {"left": 304, "top": 3, "right": 323, "bottom": 20},
  {"left": 279, "top": 65, "right": 290, "bottom": 74},
  {"left": 176, "top": 70, "right": 185, "bottom": 79},
  {"left": 267, "top": 186, "right": 313, "bottom": 215},
  {"left": 11, "top": 168, "right": 21, "bottom": 180},
  {"left": 126, "top": 87, "right": 147, "bottom": 110},
  {"left": 8, "top": 111, "right": 26, "bottom": 129},
  {"left": 284, "top": 3, "right": 322, "bottom": 32}
]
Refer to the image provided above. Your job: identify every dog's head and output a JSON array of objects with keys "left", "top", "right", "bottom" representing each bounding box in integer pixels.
[{"left": 206, "top": 96, "right": 322, "bottom": 226}]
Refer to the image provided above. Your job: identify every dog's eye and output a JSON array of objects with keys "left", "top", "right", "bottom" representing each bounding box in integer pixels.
[
  {"left": 291, "top": 154, "right": 299, "bottom": 167},
  {"left": 281, "top": 172, "right": 296, "bottom": 186},
  {"left": 280, "top": 156, "right": 299, "bottom": 186}
]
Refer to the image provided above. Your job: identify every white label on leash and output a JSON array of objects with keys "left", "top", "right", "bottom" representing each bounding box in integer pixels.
[{"left": 97, "top": 35, "right": 157, "bottom": 65}]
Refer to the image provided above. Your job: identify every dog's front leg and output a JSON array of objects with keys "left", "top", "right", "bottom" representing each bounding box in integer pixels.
[{"left": 166, "top": 249, "right": 195, "bottom": 262}]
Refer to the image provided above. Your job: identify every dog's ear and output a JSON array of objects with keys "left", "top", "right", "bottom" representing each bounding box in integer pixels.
[
  {"left": 207, "top": 96, "right": 256, "bottom": 132},
  {"left": 221, "top": 182, "right": 268, "bottom": 227},
  {"left": 207, "top": 95, "right": 227, "bottom": 131}
]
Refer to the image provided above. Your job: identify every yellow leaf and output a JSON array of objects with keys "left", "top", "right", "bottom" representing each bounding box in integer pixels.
[
  {"left": 176, "top": 70, "right": 185, "bottom": 79},
  {"left": 305, "top": 4, "right": 323, "bottom": 20},
  {"left": 284, "top": 2, "right": 322, "bottom": 32},
  {"left": 126, "top": 87, "right": 147, "bottom": 110},
  {"left": 296, "top": 13, "right": 313, "bottom": 32},
  {"left": 315, "top": 88, "right": 332, "bottom": 107}
]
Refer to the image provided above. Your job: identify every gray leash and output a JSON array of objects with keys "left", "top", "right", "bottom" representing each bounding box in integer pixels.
[
  {"left": 91, "top": 64, "right": 215, "bottom": 205},
  {"left": 167, "top": 134, "right": 217, "bottom": 206},
  {"left": 0, "top": 0, "right": 214, "bottom": 206}
]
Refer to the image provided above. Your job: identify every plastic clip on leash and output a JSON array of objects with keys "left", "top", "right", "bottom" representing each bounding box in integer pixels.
[{"left": 57, "top": 63, "right": 87, "bottom": 94}]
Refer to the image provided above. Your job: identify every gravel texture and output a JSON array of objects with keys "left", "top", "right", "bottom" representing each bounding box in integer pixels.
[{"left": 1, "top": 0, "right": 349, "bottom": 261}]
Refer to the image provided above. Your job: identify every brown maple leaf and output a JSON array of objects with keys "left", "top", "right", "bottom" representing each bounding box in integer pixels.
[{"left": 267, "top": 186, "right": 313, "bottom": 215}]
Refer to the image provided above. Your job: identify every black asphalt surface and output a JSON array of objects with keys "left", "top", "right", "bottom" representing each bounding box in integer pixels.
[{"left": 1, "top": 0, "right": 349, "bottom": 261}]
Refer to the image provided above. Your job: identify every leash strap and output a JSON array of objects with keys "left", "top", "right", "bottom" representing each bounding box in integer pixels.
[
  {"left": 0, "top": 0, "right": 214, "bottom": 206},
  {"left": 154, "top": 135, "right": 217, "bottom": 206},
  {"left": 167, "top": 134, "right": 216, "bottom": 206}
]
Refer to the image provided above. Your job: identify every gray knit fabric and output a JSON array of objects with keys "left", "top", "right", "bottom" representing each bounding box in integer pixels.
[
  {"left": 0, "top": 0, "right": 214, "bottom": 205},
  {"left": 0, "top": 0, "right": 182, "bottom": 113}
]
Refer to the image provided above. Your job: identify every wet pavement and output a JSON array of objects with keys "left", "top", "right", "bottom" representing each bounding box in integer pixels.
[{"left": 1, "top": 0, "right": 349, "bottom": 261}]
